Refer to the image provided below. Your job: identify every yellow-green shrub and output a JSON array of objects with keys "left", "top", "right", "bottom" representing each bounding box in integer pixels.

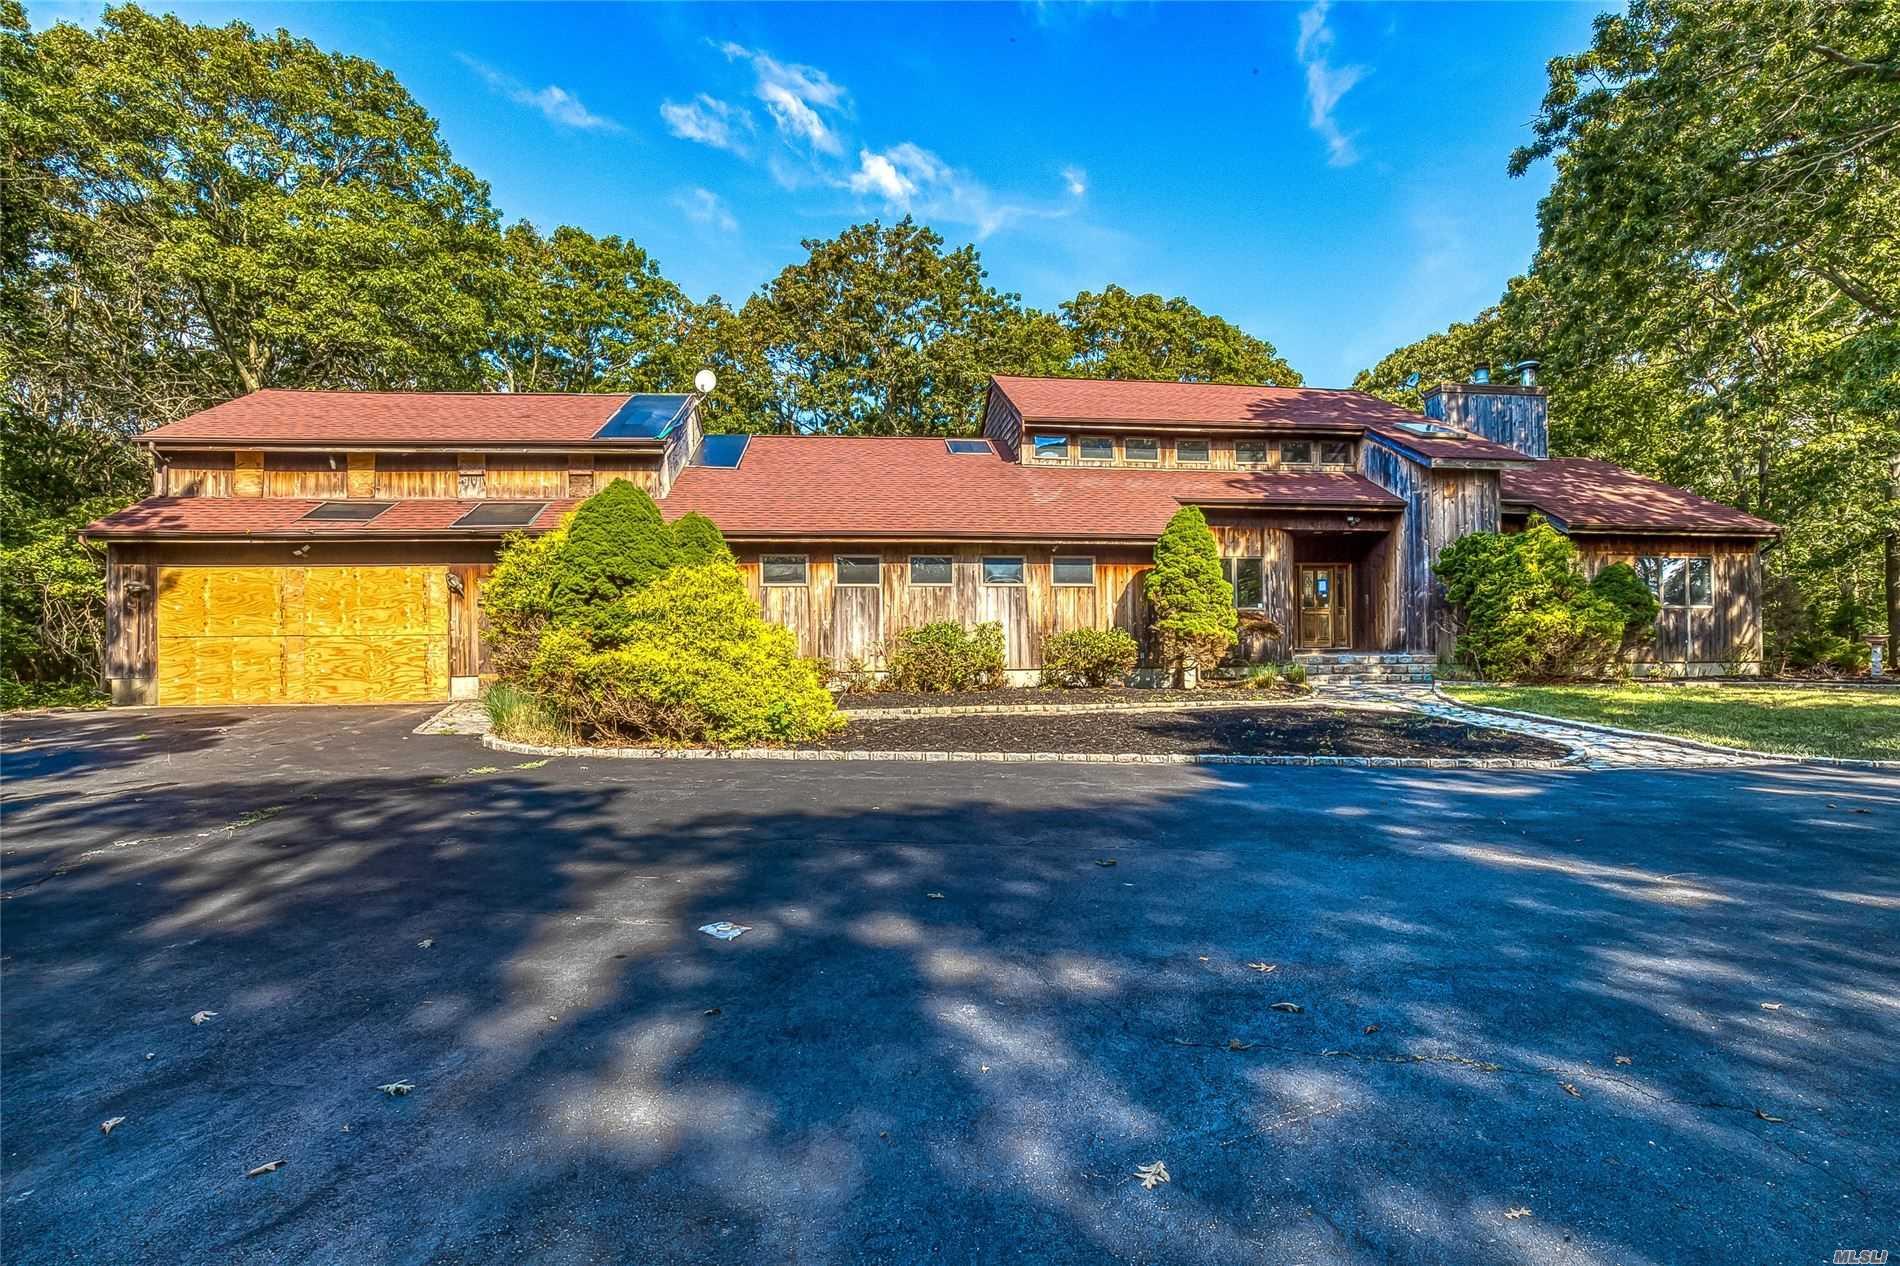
[
  {"left": 884, "top": 621, "right": 1006, "bottom": 693},
  {"left": 1040, "top": 627, "right": 1139, "bottom": 687}
]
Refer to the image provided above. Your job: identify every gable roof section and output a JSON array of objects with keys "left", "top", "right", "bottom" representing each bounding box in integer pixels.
[
  {"left": 989, "top": 376, "right": 1531, "bottom": 466},
  {"left": 83, "top": 497, "right": 579, "bottom": 539},
  {"left": 1502, "top": 458, "right": 1777, "bottom": 537},
  {"left": 658, "top": 436, "right": 1400, "bottom": 540},
  {"left": 137, "top": 389, "right": 677, "bottom": 447}
]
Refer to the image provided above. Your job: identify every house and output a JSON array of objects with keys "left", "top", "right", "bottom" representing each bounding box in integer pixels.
[{"left": 84, "top": 372, "right": 1778, "bottom": 705}]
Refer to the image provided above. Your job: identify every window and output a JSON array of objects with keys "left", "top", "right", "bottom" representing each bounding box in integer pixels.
[
  {"left": 1032, "top": 434, "right": 1070, "bottom": 461},
  {"left": 1320, "top": 440, "right": 1353, "bottom": 465},
  {"left": 1125, "top": 437, "right": 1160, "bottom": 463},
  {"left": 1221, "top": 557, "right": 1265, "bottom": 608},
  {"left": 1279, "top": 440, "right": 1314, "bottom": 465},
  {"left": 762, "top": 554, "right": 808, "bottom": 586},
  {"left": 835, "top": 554, "right": 880, "bottom": 586},
  {"left": 1175, "top": 439, "right": 1211, "bottom": 464},
  {"left": 451, "top": 502, "right": 546, "bottom": 528},
  {"left": 945, "top": 439, "right": 992, "bottom": 455},
  {"left": 909, "top": 555, "right": 953, "bottom": 586},
  {"left": 1639, "top": 555, "right": 1713, "bottom": 608},
  {"left": 982, "top": 556, "right": 1026, "bottom": 585},
  {"left": 301, "top": 501, "right": 393, "bottom": 523},
  {"left": 1078, "top": 435, "right": 1115, "bottom": 462},
  {"left": 1052, "top": 556, "right": 1095, "bottom": 586},
  {"left": 1235, "top": 439, "right": 1268, "bottom": 465}
]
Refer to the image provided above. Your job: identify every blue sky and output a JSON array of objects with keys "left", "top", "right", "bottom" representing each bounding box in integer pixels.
[{"left": 32, "top": 1, "right": 1604, "bottom": 385}]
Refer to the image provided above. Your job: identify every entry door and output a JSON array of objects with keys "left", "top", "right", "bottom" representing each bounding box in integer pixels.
[{"left": 1297, "top": 564, "right": 1351, "bottom": 649}]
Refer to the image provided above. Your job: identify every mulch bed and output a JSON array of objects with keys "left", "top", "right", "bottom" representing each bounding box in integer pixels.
[
  {"left": 800, "top": 705, "right": 1569, "bottom": 759},
  {"left": 838, "top": 684, "right": 1294, "bottom": 711}
]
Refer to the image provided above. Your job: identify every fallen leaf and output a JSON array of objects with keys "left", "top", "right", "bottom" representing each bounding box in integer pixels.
[
  {"left": 1853, "top": 807, "right": 1871, "bottom": 815},
  {"left": 1505, "top": 1207, "right": 1532, "bottom": 1220},
  {"left": 979, "top": 1064, "right": 989, "bottom": 1073},
  {"left": 377, "top": 1081, "right": 415, "bottom": 1097},
  {"left": 1225, "top": 1038, "right": 1254, "bottom": 1052},
  {"left": 1134, "top": 1160, "right": 1170, "bottom": 1190},
  {"left": 100, "top": 1117, "right": 125, "bottom": 1136},
  {"left": 416, "top": 938, "right": 434, "bottom": 949},
  {"left": 1560, "top": 1082, "right": 1582, "bottom": 1098},
  {"left": 1759, "top": 1002, "right": 1782, "bottom": 1011},
  {"left": 1197, "top": 956, "right": 1209, "bottom": 962},
  {"left": 1247, "top": 962, "right": 1276, "bottom": 973},
  {"left": 1363, "top": 1024, "right": 1380, "bottom": 1035},
  {"left": 1614, "top": 1055, "right": 1632, "bottom": 1066},
  {"left": 513, "top": 760, "right": 549, "bottom": 770},
  {"left": 1094, "top": 859, "right": 1117, "bottom": 868},
  {"left": 465, "top": 766, "right": 500, "bottom": 775},
  {"left": 927, "top": 892, "right": 944, "bottom": 900},
  {"left": 245, "top": 1160, "right": 285, "bottom": 1179},
  {"left": 144, "top": 1052, "right": 155, "bottom": 1060},
  {"left": 1269, "top": 1001, "right": 1303, "bottom": 1013},
  {"left": 1754, "top": 1108, "right": 1785, "bottom": 1123},
  {"left": 189, "top": 1010, "right": 217, "bottom": 1025}
]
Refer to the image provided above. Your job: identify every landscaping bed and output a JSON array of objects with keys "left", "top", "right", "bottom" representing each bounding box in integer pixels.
[
  {"left": 837, "top": 683, "right": 1298, "bottom": 711},
  {"left": 800, "top": 704, "right": 1569, "bottom": 759},
  {"left": 1441, "top": 683, "right": 1900, "bottom": 762}
]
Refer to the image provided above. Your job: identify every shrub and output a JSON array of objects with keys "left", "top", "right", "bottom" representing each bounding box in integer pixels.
[
  {"left": 1280, "top": 660, "right": 1308, "bottom": 688},
  {"left": 482, "top": 682, "right": 576, "bottom": 747},
  {"left": 672, "top": 511, "right": 731, "bottom": 565},
  {"left": 1589, "top": 562, "right": 1661, "bottom": 639},
  {"left": 1145, "top": 506, "right": 1236, "bottom": 682},
  {"left": 525, "top": 561, "right": 840, "bottom": 745},
  {"left": 1434, "top": 517, "right": 1638, "bottom": 680},
  {"left": 482, "top": 526, "right": 568, "bottom": 679},
  {"left": 824, "top": 655, "right": 879, "bottom": 695},
  {"left": 1041, "top": 627, "right": 1139, "bottom": 687},
  {"left": 547, "top": 479, "right": 676, "bottom": 635},
  {"left": 885, "top": 621, "right": 1006, "bottom": 693}
]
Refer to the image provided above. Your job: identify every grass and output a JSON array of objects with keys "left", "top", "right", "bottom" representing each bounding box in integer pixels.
[
  {"left": 1441, "top": 682, "right": 1900, "bottom": 761},
  {"left": 482, "top": 683, "right": 578, "bottom": 748}
]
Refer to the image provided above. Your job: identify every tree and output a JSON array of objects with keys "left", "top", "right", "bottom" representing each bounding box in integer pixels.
[
  {"left": 1061, "top": 285, "right": 1300, "bottom": 386},
  {"left": 1145, "top": 506, "right": 1235, "bottom": 683},
  {"left": 547, "top": 479, "right": 677, "bottom": 634},
  {"left": 491, "top": 222, "right": 696, "bottom": 394},
  {"left": 671, "top": 511, "right": 731, "bottom": 564}
]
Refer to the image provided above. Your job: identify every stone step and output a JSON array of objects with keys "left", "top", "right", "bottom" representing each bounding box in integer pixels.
[
  {"left": 1299, "top": 663, "right": 1438, "bottom": 677},
  {"left": 1309, "top": 674, "right": 1433, "bottom": 689},
  {"left": 1294, "top": 652, "right": 1438, "bottom": 666}
]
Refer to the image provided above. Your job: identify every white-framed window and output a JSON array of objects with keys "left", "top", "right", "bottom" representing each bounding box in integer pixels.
[
  {"left": 834, "top": 554, "right": 880, "bottom": 586},
  {"left": 1125, "top": 437, "right": 1160, "bottom": 463},
  {"left": 1175, "top": 438, "right": 1211, "bottom": 464},
  {"left": 908, "top": 554, "right": 953, "bottom": 586},
  {"left": 1320, "top": 440, "right": 1354, "bottom": 465},
  {"left": 1279, "top": 439, "right": 1314, "bottom": 465},
  {"left": 982, "top": 556, "right": 1026, "bottom": 585},
  {"left": 761, "top": 554, "right": 809, "bottom": 586},
  {"left": 1235, "top": 438, "right": 1268, "bottom": 465},
  {"left": 1221, "top": 557, "right": 1264, "bottom": 608},
  {"left": 1032, "top": 434, "right": 1070, "bottom": 461},
  {"left": 1052, "top": 556, "right": 1096, "bottom": 587},
  {"left": 1639, "top": 556, "right": 1713, "bottom": 608},
  {"left": 1078, "top": 435, "right": 1114, "bottom": 462}
]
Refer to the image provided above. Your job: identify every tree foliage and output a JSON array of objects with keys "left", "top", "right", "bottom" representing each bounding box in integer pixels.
[
  {"left": 1062, "top": 285, "right": 1297, "bottom": 386},
  {"left": 671, "top": 511, "right": 731, "bottom": 565},
  {"left": 546, "top": 479, "right": 677, "bottom": 635},
  {"left": 1145, "top": 506, "right": 1235, "bottom": 679}
]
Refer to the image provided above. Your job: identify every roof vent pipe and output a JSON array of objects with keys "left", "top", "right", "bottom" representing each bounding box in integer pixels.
[
  {"left": 1515, "top": 359, "right": 1539, "bottom": 387},
  {"left": 1471, "top": 362, "right": 1491, "bottom": 384}
]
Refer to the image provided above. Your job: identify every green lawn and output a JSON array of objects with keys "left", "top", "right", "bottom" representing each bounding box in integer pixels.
[{"left": 1441, "top": 683, "right": 1900, "bottom": 761}]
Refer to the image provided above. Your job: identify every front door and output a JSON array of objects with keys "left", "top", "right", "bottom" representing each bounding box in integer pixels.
[{"left": 1297, "top": 564, "right": 1351, "bottom": 649}]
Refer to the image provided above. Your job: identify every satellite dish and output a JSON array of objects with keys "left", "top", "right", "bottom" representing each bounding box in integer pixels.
[
  {"left": 1402, "top": 372, "right": 1421, "bottom": 390},
  {"left": 693, "top": 368, "right": 718, "bottom": 395}
]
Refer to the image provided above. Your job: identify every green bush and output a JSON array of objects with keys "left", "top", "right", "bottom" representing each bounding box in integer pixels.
[
  {"left": 672, "top": 511, "right": 731, "bottom": 565},
  {"left": 885, "top": 621, "right": 1006, "bottom": 693},
  {"left": 1588, "top": 562, "right": 1661, "bottom": 640},
  {"left": 547, "top": 479, "right": 677, "bottom": 636},
  {"left": 481, "top": 525, "right": 568, "bottom": 680},
  {"left": 1145, "top": 506, "right": 1236, "bottom": 681},
  {"left": 1040, "top": 627, "right": 1139, "bottom": 687},
  {"left": 1, "top": 499, "right": 118, "bottom": 707},
  {"left": 526, "top": 561, "right": 840, "bottom": 745},
  {"left": 1434, "top": 517, "right": 1641, "bottom": 681},
  {"left": 1279, "top": 660, "right": 1308, "bottom": 688}
]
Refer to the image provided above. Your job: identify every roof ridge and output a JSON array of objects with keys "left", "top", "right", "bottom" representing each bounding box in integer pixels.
[{"left": 989, "top": 373, "right": 1364, "bottom": 395}]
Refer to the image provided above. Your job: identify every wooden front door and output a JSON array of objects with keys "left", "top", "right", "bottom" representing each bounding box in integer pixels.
[{"left": 1297, "top": 564, "right": 1351, "bottom": 649}]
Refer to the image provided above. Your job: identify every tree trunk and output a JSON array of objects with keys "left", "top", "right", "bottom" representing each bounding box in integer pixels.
[{"left": 1887, "top": 454, "right": 1900, "bottom": 646}]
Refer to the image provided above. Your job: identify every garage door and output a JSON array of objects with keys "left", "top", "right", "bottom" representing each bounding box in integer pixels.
[{"left": 156, "top": 566, "right": 450, "bottom": 705}]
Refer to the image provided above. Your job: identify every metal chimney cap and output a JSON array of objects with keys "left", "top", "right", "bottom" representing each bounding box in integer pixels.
[{"left": 1471, "top": 362, "right": 1491, "bottom": 384}]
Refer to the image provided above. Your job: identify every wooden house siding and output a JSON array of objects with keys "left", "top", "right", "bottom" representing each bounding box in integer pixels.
[
  {"left": 373, "top": 452, "right": 460, "bottom": 499},
  {"left": 1574, "top": 535, "right": 1763, "bottom": 671},
  {"left": 163, "top": 453, "right": 235, "bottom": 497},
  {"left": 980, "top": 390, "right": 1023, "bottom": 461},
  {"left": 592, "top": 456, "right": 663, "bottom": 492},
  {"left": 1361, "top": 439, "right": 1499, "bottom": 654}
]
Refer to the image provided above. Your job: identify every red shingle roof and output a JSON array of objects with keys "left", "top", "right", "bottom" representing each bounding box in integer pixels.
[
  {"left": 83, "top": 497, "right": 579, "bottom": 539},
  {"left": 137, "top": 390, "right": 649, "bottom": 447},
  {"left": 659, "top": 436, "right": 1402, "bottom": 539},
  {"left": 988, "top": 376, "right": 1532, "bottom": 465},
  {"left": 1502, "top": 458, "right": 1777, "bottom": 537}
]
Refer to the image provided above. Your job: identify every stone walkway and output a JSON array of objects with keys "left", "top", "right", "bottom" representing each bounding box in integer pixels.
[{"left": 1316, "top": 683, "right": 1785, "bottom": 769}]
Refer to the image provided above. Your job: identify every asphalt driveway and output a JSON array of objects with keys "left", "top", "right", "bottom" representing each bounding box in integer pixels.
[{"left": 2, "top": 707, "right": 1895, "bottom": 1265}]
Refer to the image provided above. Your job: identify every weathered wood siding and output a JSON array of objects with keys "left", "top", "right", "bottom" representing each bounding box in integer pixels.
[
  {"left": 980, "top": 389, "right": 1023, "bottom": 460},
  {"left": 592, "top": 456, "right": 663, "bottom": 492},
  {"left": 162, "top": 454, "right": 235, "bottom": 497},
  {"left": 484, "top": 455, "right": 570, "bottom": 500},
  {"left": 262, "top": 452, "right": 349, "bottom": 498},
  {"left": 1424, "top": 383, "right": 1548, "bottom": 459},
  {"left": 373, "top": 452, "right": 459, "bottom": 499},
  {"left": 448, "top": 563, "right": 496, "bottom": 678},
  {"left": 1362, "top": 438, "right": 1500, "bottom": 654},
  {"left": 104, "top": 543, "right": 159, "bottom": 704},
  {"left": 1574, "top": 535, "right": 1764, "bottom": 671}
]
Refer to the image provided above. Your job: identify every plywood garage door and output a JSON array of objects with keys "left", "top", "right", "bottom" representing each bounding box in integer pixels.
[{"left": 156, "top": 566, "right": 450, "bottom": 705}]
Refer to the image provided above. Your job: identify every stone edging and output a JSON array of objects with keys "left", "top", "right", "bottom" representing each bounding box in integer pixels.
[
  {"left": 839, "top": 695, "right": 1310, "bottom": 720},
  {"left": 481, "top": 732, "right": 1570, "bottom": 770},
  {"left": 1431, "top": 684, "right": 1900, "bottom": 771}
]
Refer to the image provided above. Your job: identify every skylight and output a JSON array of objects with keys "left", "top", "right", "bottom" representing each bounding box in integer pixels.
[
  {"left": 300, "top": 501, "right": 392, "bottom": 522},
  {"left": 1395, "top": 422, "right": 1463, "bottom": 439},
  {"left": 593, "top": 394, "right": 689, "bottom": 440},
  {"left": 695, "top": 434, "right": 750, "bottom": 468},
  {"left": 452, "top": 502, "right": 547, "bottom": 528},
  {"left": 945, "top": 439, "right": 993, "bottom": 455}
]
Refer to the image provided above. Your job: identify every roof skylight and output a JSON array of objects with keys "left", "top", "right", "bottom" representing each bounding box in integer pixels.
[
  {"left": 300, "top": 501, "right": 392, "bottom": 522},
  {"left": 593, "top": 394, "right": 689, "bottom": 440},
  {"left": 452, "top": 502, "right": 547, "bottom": 528},
  {"left": 1395, "top": 422, "right": 1463, "bottom": 439},
  {"left": 945, "top": 439, "right": 993, "bottom": 455}
]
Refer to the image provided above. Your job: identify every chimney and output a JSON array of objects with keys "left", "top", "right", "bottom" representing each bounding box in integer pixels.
[{"left": 1422, "top": 361, "right": 1547, "bottom": 459}]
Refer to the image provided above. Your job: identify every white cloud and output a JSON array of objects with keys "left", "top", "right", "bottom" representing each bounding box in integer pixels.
[
  {"left": 1293, "top": 1, "right": 1367, "bottom": 167},
  {"left": 460, "top": 55, "right": 621, "bottom": 132},
  {"left": 659, "top": 94, "right": 753, "bottom": 154},
  {"left": 844, "top": 143, "right": 1067, "bottom": 240},
  {"left": 673, "top": 187, "right": 738, "bottom": 233},
  {"left": 718, "top": 42, "right": 847, "bottom": 155},
  {"left": 1062, "top": 165, "right": 1088, "bottom": 197}
]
